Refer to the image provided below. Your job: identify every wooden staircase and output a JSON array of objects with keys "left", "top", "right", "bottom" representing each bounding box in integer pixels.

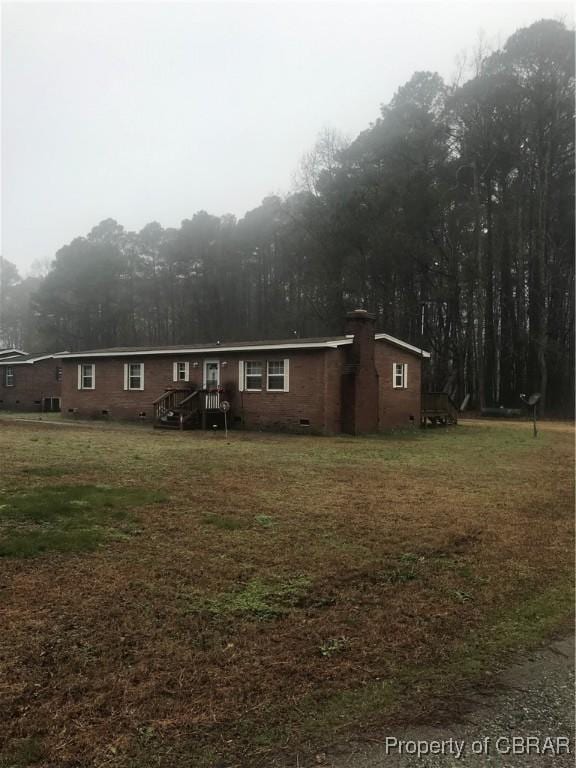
[
  {"left": 153, "top": 387, "right": 230, "bottom": 430},
  {"left": 421, "top": 392, "right": 458, "bottom": 427},
  {"left": 153, "top": 388, "right": 200, "bottom": 430}
]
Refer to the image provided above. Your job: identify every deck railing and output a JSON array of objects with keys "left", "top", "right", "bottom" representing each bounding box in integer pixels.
[
  {"left": 422, "top": 392, "right": 459, "bottom": 424},
  {"left": 203, "top": 391, "right": 220, "bottom": 410},
  {"left": 153, "top": 387, "right": 226, "bottom": 425},
  {"left": 153, "top": 388, "right": 196, "bottom": 421}
]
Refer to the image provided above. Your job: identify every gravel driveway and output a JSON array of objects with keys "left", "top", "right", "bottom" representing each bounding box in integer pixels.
[{"left": 283, "top": 636, "right": 574, "bottom": 768}]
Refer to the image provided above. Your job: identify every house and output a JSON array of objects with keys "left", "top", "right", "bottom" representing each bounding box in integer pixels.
[
  {"left": 0, "top": 353, "right": 64, "bottom": 412},
  {"left": 58, "top": 311, "right": 432, "bottom": 434}
]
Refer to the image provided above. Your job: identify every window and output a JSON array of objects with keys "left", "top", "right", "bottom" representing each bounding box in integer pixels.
[
  {"left": 393, "top": 363, "right": 408, "bottom": 389},
  {"left": 55, "top": 366, "right": 63, "bottom": 382},
  {"left": 78, "top": 363, "right": 95, "bottom": 390},
  {"left": 173, "top": 361, "right": 189, "bottom": 382},
  {"left": 4, "top": 367, "right": 14, "bottom": 387},
  {"left": 244, "top": 361, "right": 263, "bottom": 391},
  {"left": 125, "top": 362, "right": 144, "bottom": 391},
  {"left": 267, "top": 360, "right": 285, "bottom": 391},
  {"left": 239, "top": 359, "right": 290, "bottom": 392}
]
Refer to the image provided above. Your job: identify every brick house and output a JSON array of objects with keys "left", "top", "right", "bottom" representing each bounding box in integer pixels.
[
  {"left": 58, "top": 311, "right": 430, "bottom": 434},
  {"left": 0, "top": 353, "right": 64, "bottom": 412}
]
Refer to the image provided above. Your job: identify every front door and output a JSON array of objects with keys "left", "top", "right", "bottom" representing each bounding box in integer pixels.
[
  {"left": 203, "top": 360, "right": 220, "bottom": 389},
  {"left": 203, "top": 360, "right": 220, "bottom": 409}
]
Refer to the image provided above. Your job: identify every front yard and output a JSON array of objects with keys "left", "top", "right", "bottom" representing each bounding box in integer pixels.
[{"left": 0, "top": 418, "right": 573, "bottom": 767}]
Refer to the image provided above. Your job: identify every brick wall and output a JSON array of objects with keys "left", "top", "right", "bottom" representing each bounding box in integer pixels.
[
  {"left": 229, "top": 350, "right": 330, "bottom": 433},
  {"left": 0, "top": 359, "right": 62, "bottom": 411},
  {"left": 323, "top": 348, "right": 346, "bottom": 434},
  {"left": 61, "top": 350, "right": 336, "bottom": 433},
  {"left": 62, "top": 357, "right": 181, "bottom": 421},
  {"left": 374, "top": 343, "right": 422, "bottom": 429}
]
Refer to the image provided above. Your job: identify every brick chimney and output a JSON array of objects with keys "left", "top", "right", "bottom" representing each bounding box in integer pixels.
[
  {"left": 345, "top": 309, "right": 376, "bottom": 368},
  {"left": 341, "top": 309, "right": 379, "bottom": 434}
]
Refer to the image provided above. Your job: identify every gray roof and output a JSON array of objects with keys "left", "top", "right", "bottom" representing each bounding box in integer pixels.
[
  {"left": 60, "top": 336, "right": 346, "bottom": 355},
  {"left": 58, "top": 333, "right": 430, "bottom": 359},
  {"left": 0, "top": 352, "right": 67, "bottom": 366}
]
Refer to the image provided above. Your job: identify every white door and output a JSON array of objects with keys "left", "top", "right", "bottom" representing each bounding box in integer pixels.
[
  {"left": 203, "top": 360, "right": 220, "bottom": 389},
  {"left": 203, "top": 360, "right": 220, "bottom": 408}
]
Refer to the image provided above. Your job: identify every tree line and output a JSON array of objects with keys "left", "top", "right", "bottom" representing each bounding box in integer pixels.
[{"left": 0, "top": 19, "right": 573, "bottom": 413}]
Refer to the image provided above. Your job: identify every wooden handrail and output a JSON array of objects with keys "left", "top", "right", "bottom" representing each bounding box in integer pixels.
[
  {"left": 179, "top": 390, "right": 200, "bottom": 407},
  {"left": 152, "top": 387, "right": 191, "bottom": 405},
  {"left": 154, "top": 386, "right": 231, "bottom": 425},
  {"left": 153, "top": 387, "right": 198, "bottom": 422}
]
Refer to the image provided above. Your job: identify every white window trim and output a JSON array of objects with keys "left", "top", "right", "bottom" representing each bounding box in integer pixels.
[
  {"left": 4, "top": 367, "right": 14, "bottom": 387},
  {"left": 392, "top": 362, "right": 408, "bottom": 389},
  {"left": 173, "top": 361, "right": 190, "bottom": 382},
  {"left": 124, "top": 362, "right": 144, "bottom": 391},
  {"left": 266, "top": 359, "right": 290, "bottom": 392},
  {"left": 78, "top": 363, "right": 95, "bottom": 390},
  {"left": 244, "top": 360, "right": 263, "bottom": 392}
]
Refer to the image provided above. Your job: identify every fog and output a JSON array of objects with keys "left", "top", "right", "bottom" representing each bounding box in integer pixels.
[{"left": 2, "top": 1, "right": 572, "bottom": 274}]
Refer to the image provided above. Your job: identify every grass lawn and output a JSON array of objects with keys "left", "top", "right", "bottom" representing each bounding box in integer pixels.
[{"left": 0, "top": 418, "right": 573, "bottom": 767}]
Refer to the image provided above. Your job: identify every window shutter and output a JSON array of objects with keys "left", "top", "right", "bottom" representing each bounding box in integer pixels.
[
  {"left": 91, "top": 364, "right": 95, "bottom": 390},
  {"left": 184, "top": 362, "right": 190, "bottom": 382},
  {"left": 173, "top": 362, "right": 178, "bottom": 382},
  {"left": 123, "top": 364, "right": 129, "bottom": 390},
  {"left": 283, "top": 359, "right": 290, "bottom": 392},
  {"left": 238, "top": 360, "right": 244, "bottom": 392},
  {"left": 140, "top": 364, "right": 145, "bottom": 390},
  {"left": 77, "top": 364, "right": 82, "bottom": 390},
  {"left": 404, "top": 363, "right": 408, "bottom": 389},
  {"left": 392, "top": 363, "right": 398, "bottom": 388}
]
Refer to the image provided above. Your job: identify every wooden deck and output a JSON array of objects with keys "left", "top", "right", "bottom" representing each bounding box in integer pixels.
[
  {"left": 421, "top": 392, "right": 458, "bottom": 427},
  {"left": 153, "top": 388, "right": 228, "bottom": 430}
]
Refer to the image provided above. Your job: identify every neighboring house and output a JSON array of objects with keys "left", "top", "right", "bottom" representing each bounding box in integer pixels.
[
  {"left": 0, "top": 353, "right": 64, "bottom": 412},
  {"left": 58, "top": 311, "right": 431, "bottom": 434}
]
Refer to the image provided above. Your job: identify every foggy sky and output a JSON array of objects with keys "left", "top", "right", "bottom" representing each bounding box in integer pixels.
[{"left": 2, "top": 1, "right": 572, "bottom": 275}]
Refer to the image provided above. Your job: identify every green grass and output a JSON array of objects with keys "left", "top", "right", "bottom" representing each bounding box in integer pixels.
[
  {"left": 19, "top": 466, "right": 72, "bottom": 477},
  {"left": 202, "top": 512, "right": 247, "bottom": 530},
  {"left": 0, "top": 484, "right": 166, "bottom": 557},
  {"left": 254, "top": 513, "right": 274, "bottom": 527},
  {"left": 0, "top": 411, "right": 64, "bottom": 421},
  {"left": 188, "top": 576, "right": 312, "bottom": 620},
  {"left": 0, "top": 737, "right": 45, "bottom": 767}
]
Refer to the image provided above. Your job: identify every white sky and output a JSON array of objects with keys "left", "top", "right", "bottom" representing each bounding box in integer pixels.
[{"left": 1, "top": 1, "right": 573, "bottom": 274}]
